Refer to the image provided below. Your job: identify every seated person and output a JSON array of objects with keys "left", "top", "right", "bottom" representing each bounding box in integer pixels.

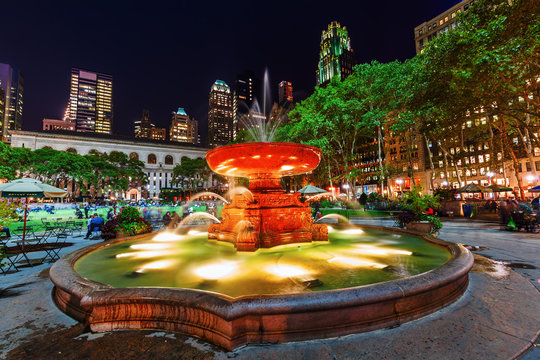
[
  {"left": 162, "top": 211, "right": 172, "bottom": 226},
  {"left": 0, "top": 225, "right": 10, "bottom": 238},
  {"left": 84, "top": 213, "right": 105, "bottom": 239}
]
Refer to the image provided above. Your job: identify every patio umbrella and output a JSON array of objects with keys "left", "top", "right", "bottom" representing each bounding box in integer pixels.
[
  {"left": 0, "top": 178, "right": 68, "bottom": 244},
  {"left": 298, "top": 185, "right": 327, "bottom": 195},
  {"left": 529, "top": 185, "right": 540, "bottom": 193},
  {"left": 457, "top": 183, "right": 490, "bottom": 193},
  {"left": 487, "top": 184, "right": 512, "bottom": 192}
]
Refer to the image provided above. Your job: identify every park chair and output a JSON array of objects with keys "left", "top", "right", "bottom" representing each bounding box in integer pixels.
[
  {"left": 0, "top": 235, "right": 19, "bottom": 274},
  {"left": 43, "top": 233, "right": 68, "bottom": 262}
]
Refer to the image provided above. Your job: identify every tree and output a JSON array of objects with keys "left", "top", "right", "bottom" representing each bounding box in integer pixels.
[{"left": 172, "top": 157, "right": 209, "bottom": 195}]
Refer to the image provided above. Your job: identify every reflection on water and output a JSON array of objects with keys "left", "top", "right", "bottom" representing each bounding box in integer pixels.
[{"left": 75, "top": 226, "right": 450, "bottom": 298}]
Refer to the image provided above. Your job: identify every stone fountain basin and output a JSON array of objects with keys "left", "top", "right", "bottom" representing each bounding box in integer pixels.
[
  {"left": 50, "top": 225, "right": 473, "bottom": 351},
  {"left": 206, "top": 142, "right": 322, "bottom": 178}
]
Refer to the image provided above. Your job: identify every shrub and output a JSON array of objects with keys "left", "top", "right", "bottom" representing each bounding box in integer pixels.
[
  {"left": 118, "top": 206, "right": 143, "bottom": 223},
  {"left": 359, "top": 193, "right": 368, "bottom": 205},
  {"left": 395, "top": 186, "right": 443, "bottom": 234},
  {"left": 102, "top": 207, "right": 152, "bottom": 240}
]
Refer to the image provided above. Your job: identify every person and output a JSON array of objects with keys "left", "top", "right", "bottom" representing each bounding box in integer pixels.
[
  {"left": 162, "top": 211, "right": 172, "bottom": 226},
  {"left": 0, "top": 225, "right": 10, "bottom": 238},
  {"left": 75, "top": 207, "right": 83, "bottom": 219},
  {"left": 107, "top": 208, "right": 114, "bottom": 220},
  {"left": 84, "top": 203, "right": 90, "bottom": 219},
  {"left": 84, "top": 213, "right": 104, "bottom": 239},
  {"left": 169, "top": 212, "right": 181, "bottom": 229},
  {"left": 490, "top": 200, "right": 498, "bottom": 213},
  {"left": 532, "top": 196, "right": 540, "bottom": 211}
]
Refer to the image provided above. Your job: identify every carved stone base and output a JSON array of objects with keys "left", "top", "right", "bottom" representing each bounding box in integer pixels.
[{"left": 209, "top": 191, "right": 328, "bottom": 251}]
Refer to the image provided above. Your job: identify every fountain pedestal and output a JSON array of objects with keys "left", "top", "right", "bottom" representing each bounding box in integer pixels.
[{"left": 206, "top": 143, "right": 328, "bottom": 251}]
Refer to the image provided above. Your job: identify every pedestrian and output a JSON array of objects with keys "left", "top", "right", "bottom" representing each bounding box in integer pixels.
[
  {"left": 84, "top": 203, "right": 89, "bottom": 219},
  {"left": 532, "top": 196, "right": 540, "bottom": 211},
  {"left": 84, "top": 213, "right": 104, "bottom": 239},
  {"left": 162, "top": 211, "right": 172, "bottom": 226},
  {"left": 0, "top": 224, "right": 11, "bottom": 238}
]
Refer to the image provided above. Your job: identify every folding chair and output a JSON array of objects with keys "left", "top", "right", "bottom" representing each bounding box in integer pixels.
[
  {"left": 0, "top": 236, "right": 19, "bottom": 273},
  {"left": 43, "top": 233, "right": 68, "bottom": 262}
]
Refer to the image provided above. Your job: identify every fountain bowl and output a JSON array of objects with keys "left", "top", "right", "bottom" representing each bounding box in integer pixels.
[
  {"left": 50, "top": 225, "right": 472, "bottom": 351},
  {"left": 206, "top": 142, "right": 322, "bottom": 178}
]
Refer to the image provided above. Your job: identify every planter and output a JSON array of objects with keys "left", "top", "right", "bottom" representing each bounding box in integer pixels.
[{"left": 406, "top": 221, "right": 433, "bottom": 233}]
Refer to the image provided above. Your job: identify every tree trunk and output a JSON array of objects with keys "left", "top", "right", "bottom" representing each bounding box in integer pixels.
[
  {"left": 440, "top": 144, "right": 463, "bottom": 188},
  {"left": 501, "top": 115, "right": 525, "bottom": 200},
  {"left": 377, "top": 124, "right": 384, "bottom": 195},
  {"left": 423, "top": 135, "right": 435, "bottom": 191}
]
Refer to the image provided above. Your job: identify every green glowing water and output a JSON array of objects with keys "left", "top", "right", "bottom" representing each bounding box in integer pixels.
[{"left": 75, "top": 227, "right": 450, "bottom": 298}]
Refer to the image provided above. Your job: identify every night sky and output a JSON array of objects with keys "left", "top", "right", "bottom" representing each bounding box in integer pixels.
[{"left": 3, "top": 0, "right": 460, "bottom": 144}]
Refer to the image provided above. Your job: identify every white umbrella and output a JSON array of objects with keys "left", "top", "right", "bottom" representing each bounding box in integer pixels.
[{"left": 0, "top": 178, "right": 68, "bottom": 244}]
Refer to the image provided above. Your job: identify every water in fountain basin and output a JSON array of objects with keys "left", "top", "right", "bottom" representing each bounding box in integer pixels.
[{"left": 75, "top": 226, "right": 451, "bottom": 298}]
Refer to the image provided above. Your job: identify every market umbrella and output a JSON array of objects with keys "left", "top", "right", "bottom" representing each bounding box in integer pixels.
[
  {"left": 457, "top": 183, "right": 490, "bottom": 193},
  {"left": 0, "top": 178, "right": 68, "bottom": 244},
  {"left": 298, "top": 185, "right": 327, "bottom": 195},
  {"left": 487, "top": 184, "right": 512, "bottom": 192},
  {"left": 529, "top": 185, "right": 540, "bottom": 193}
]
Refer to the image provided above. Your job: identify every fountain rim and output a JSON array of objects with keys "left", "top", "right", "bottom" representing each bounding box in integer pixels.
[
  {"left": 50, "top": 225, "right": 472, "bottom": 350},
  {"left": 205, "top": 142, "right": 322, "bottom": 158},
  {"left": 51, "top": 225, "right": 471, "bottom": 304},
  {"left": 205, "top": 142, "right": 322, "bottom": 179}
]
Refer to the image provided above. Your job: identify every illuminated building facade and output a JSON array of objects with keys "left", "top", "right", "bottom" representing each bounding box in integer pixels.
[
  {"left": 0, "top": 63, "right": 24, "bottom": 141},
  {"left": 170, "top": 107, "right": 198, "bottom": 144},
  {"left": 316, "top": 21, "right": 355, "bottom": 87},
  {"left": 0, "top": 86, "right": 4, "bottom": 139},
  {"left": 208, "top": 80, "right": 233, "bottom": 147},
  {"left": 69, "top": 68, "right": 113, "bottom": 134},
  {"left": 278, "top": 81, "right": 293, "bottom": 106},
  {"left": 134, "top": 109, "right": 166, "bottom": 141},
  {"left": 42, "top": 118, "right": 76, "bottom": 131},
  {"left": 233, "top": 71, "right": 259, "bottom": 138},
  {"left": 414, "top": 0, "right": 473, "bottom": 54}
]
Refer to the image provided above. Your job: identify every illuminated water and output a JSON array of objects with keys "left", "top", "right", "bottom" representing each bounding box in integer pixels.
[{"left": 75, "top": 226, "right": 450, "bottom": 298}]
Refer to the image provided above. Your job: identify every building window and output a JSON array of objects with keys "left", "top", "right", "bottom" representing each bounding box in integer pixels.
[
  {"left": 148, "top": 154, "right": 157, "bottom": 164},
  {"left": 165, "top": 155, "right": 173, "bottom": 165},
  {"left": 66, "top": 148, "right": 77, "bottom": 154},
  {"left": 129, "top": 152, "right": 139, "bottom": 160}
]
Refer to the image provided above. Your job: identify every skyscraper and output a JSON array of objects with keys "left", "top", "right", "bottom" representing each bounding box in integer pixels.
[
  {"left": 69, "top": 68, "right": 113, "bottom": 134},
  {"left": 233, "top": 71, "right": 259, "bottom": 139},
  {"left": 316, "top": 21, "right": 355, "bottom": 87},
  {"left": 208, "top": 80, "right": 233, "bottom": 147},
  {"left": 170, "top": 107, "right": 198, "bottom": 144},
  {"left": 0, "top": 63, "right": 24, "bottom": 141},
  {"left": 134, "top": 109, "right": 151, "bottom": 137},
  {"left": 0, "top": 86, "right": 4, "bottom": 138},
  {"left": 278, "top": 81, "right": 293, "bottom": 106},
  {"left": 134, "top": 109, "right": 167, "bottom": 141},
  {"left": 414, "top": 0, "right": 473, "bottom": 54}
]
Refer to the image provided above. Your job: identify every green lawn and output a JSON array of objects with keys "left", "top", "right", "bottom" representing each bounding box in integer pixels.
[
  {"left": 8, "top": 205, "right": 181, "bottom": 233},
  {"left": 319, "top": 208, "right": 391, "bottom": 218}
]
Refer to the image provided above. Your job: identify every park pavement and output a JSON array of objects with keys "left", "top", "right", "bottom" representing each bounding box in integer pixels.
[{"left": 0, "top": 220, "right": 539, "bottom": 359}]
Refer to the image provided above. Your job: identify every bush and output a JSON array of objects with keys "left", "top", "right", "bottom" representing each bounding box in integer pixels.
[
  {"left": 359, "top": 193, "right": 368, "bottom": 205},
  {"left": 118, "top": 206, "right": 143, "bottom": 223},
  {"left": 395, "top": 186, "right": 443, "bottom": 234},
  {"left": 102, "top": 207, "right": 153, "bottom": 240}
]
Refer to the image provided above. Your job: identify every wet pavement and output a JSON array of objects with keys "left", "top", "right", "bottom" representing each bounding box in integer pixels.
[{"left": 1, "top": 221, "right": 539, "bottom": 359}]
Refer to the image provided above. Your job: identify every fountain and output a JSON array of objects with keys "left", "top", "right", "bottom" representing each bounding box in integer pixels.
[
  {"left": 49, "top": 70, "right": 473, "bottom": 351},
  {"left": 206, "top": 142, "right": 328, "bottom": 250}
]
